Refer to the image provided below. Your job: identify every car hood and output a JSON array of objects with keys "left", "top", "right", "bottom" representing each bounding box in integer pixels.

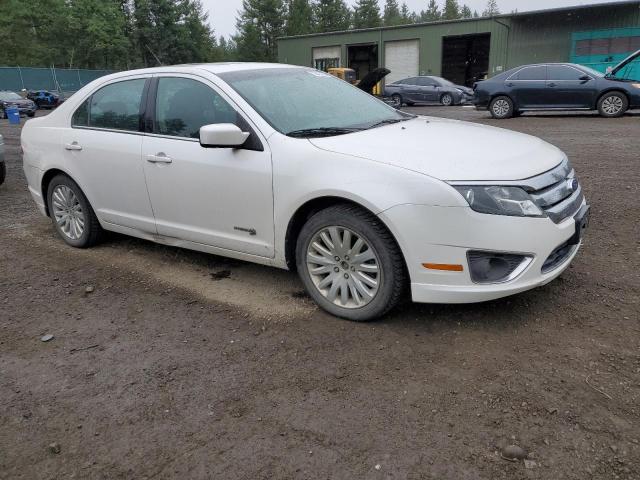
[{"left": 308, "top": 117, "right": 565, "bottom": 181}]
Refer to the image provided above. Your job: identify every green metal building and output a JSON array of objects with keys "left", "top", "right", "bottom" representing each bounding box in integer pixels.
[{"left": 277, "top": 1, "right": 640, "bottom": 87}]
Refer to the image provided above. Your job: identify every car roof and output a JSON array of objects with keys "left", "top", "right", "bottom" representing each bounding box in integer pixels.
[{"left": 106, "top": 62, "right": 303, "bottom": 78}]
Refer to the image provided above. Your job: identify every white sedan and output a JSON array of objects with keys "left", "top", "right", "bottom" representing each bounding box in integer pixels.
[{"left": 22, "top": 63, "right": 589, "bottom": 321}]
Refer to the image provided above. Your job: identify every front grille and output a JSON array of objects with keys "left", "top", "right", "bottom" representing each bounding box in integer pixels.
[
  {"left": 542, "top": 240, "right": 577, "bottom": 273},
  {"left": 525, "top": 160, "right": 584, "bottom": 224}
]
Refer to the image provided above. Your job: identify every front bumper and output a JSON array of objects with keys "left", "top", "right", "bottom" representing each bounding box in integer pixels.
[{"left": 379, "top": 202, "right": 586, "bottom": 304}]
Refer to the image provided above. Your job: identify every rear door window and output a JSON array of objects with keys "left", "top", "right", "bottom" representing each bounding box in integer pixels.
[
  {"left": 154, "top": 77, "right": 238, "bottom": 139},
  {"left": 513, "top": 66, "right": 547, "bottom": 81},
  {"left": 88, "top": 79, "right": 146, "bottom": 131}
]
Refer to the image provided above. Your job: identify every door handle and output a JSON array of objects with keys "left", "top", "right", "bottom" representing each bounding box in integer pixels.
[
  {"left": 64, "top": 142, "right": 82, "bottom": 151},
  {"left": 548, "top": 82, "right": 557, "bottom": 87},
  {"left": 506, "top": 82, "right": 514, "bottom": 87},
  {"left": 145, "top": 153, "right": 172, "bottom": 164}
]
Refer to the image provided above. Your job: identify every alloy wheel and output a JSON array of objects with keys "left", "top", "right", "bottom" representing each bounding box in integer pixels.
[
  {"left": 601, "top": 95, "right": 623, "bottom": 115},
  {"left": 492, "top": 99, "right": 510, "bottom": 117},
  {"left": 306, "top": 226, "right": 381, "bottom": 309},
  {"left": 51, "top": 185, "right": 85, "bottom": 240},
  {"left": 442, "top": 94, "right": 453, "bottom": 106}
]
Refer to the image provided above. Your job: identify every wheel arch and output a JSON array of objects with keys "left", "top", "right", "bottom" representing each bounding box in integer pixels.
[
  {"left": 594, "top": 89, "right": 630, "bottom": 110},
  {"left": 490, "top": 93, "right": 517, "bottom": 109},
  {"left": 284, "top": 196, "right": 408, "bottom": 275},
  {"left": 41, "top": 168, "right": 80, "bottom": 217}
]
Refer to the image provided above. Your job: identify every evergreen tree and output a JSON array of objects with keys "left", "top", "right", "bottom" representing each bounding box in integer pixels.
[
  {"left": 285, "top": 0, "right": 314, "bottom": 35},
  {"left": 482, "top": 0, "right": 500, "bottom": 16},
  {"left": 442, "top": 0, "right": 461, "bottom": 20},
  {"left": 314, "top": 0, "right": 351, "bottom": 32},
  {"left": 419, "top": 0, "right": 440, "bottom": 22},
  {"left": 383, "top": 0, "right": 402, "bottom": 26},
  {"left": 399, "top": 2, "right": 415, "bottom": 23},
  {"left": 133, "top": 0, "right": 216, "bottom": 67},
  {"left": 234, "top": 0, "right": 286, "bottom": 62},
  {"left": 460, "top": 4, "right": 472, "bottom": 18},
  {"left": 353, "top": 0, "right": 381, "bottom": 29}
]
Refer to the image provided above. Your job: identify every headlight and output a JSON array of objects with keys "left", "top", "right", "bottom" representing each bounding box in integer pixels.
[{"left": 453, "top": 185, "right": 544, "bottom": 217}]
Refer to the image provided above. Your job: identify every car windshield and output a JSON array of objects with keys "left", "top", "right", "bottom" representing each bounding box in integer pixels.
[
  {"left": 609, "top": 54, "right": 640, "bottom": 82},
  {"left": 0, "top": 91, "right": 22, "bottom": 101},
  {"left": 219, "top": 68, "right": 409, "bottom": 136}
]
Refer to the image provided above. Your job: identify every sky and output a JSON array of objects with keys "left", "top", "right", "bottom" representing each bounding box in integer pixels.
[{"left": 203, "top": 0, "right": 630, "bottom": 39}]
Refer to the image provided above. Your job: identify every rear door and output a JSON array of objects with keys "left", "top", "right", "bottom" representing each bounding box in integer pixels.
[
  {"left": 546, "top": 65, "right": 598, "bottom": 108},
  {"left": 399, "top": 77, "right": 423, "bottom": 103},
  {"left": 62, "top": 76, "right": 156, "bottom": 233},
  {"left": 509, "top": 65, "right": 548, "bottom": 108}
]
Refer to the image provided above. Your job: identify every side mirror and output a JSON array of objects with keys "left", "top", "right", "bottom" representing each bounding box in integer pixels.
[{"left": 199, "top": 123, "right": 250, "bottom": 148}]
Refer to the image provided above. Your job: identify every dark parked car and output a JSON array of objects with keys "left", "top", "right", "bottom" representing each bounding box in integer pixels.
[
  {"left": 384, "top": 75, "right": 474, "bottom": 107},
  {"left": 27, "top": 90, "right": 60, "bottom": 109},
  {"left": 0, "top": 91, "right": 36, "bottom": 118},
  {"left": 474, "top": 50, "right": 640, "bottom": 119},
  {"left": 0, "top": 133, "right": 5, "bottom": 185}
]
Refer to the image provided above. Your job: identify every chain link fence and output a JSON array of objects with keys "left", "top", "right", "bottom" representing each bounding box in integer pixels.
[{"left": 0, "top": 66, "right": 114, "bottom": 94}]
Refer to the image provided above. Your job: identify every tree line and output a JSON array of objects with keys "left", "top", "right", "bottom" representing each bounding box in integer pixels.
[
  {"left": 236, "top": 0, "right": 500, "bottom": 62},
  {"left": 0, "top": 0, "right": 501, "bottom": 70}
]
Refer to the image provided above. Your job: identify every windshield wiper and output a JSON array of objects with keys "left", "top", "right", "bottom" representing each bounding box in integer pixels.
[
  {"left": 286, "top": 127, "right": 363, "bottom": 138},
  {"left": 367, "top": 116, "right": 414, "bottom": 130}
]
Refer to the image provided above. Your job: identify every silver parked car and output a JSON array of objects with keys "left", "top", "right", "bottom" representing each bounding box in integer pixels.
[{"left": 385, "top": 76, "right": 474, "bottom": 107}]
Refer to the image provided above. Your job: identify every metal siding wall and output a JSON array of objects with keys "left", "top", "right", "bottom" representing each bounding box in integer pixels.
[
  {"left": 508, "top": 3, "right": 640, "bottom": 69},
  {"left": 277, "top": 3, "right": 640, "bottom": 75}
]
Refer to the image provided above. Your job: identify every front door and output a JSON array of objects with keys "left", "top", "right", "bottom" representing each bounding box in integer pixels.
[
  {"left": 546, "top": 65, "right": 597, "bottom": 108},
  {"left": 142, "top": 75, "right": 274, "bottom": 258},
  {"left": 62, "top": 76, "right": 156, "bottom": 233}
]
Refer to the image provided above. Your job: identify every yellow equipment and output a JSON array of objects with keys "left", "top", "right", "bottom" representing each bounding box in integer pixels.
[{"left": 327, "top": 68, "right": 357, "bottom": 84}]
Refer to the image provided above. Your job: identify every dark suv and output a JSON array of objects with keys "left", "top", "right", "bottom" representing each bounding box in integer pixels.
[
  {"left": 0, "top": 91, "right": 37, "bottom": 118},
  {"left": 473, "top": 50, "right": 640, "bottom": 118}
]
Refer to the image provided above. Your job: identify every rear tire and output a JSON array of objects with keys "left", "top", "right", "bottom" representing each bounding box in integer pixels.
[
  {"left": 295, "top": 204, "right": 406, "bottom": 321},
  {"left": 47, "top": 174, "right": 104, "bottom": 248},
  {"left": 597, "top": 91, "right": 628, "bottom": 118},
  {"left": 391, "top": 94, "right": 402, "bottom": 107},
  {"left": 489, "top": 95, "right": 514, "bottom": 119},
  {"left": 0, "top": 162, "right": 6, "bottom": 185}
]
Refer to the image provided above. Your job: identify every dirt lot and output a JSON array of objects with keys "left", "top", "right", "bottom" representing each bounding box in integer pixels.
[{"left": 1, "top": 107, "right": 639, "bottom": 480}]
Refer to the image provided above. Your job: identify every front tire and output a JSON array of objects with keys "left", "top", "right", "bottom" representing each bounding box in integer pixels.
[
  {"left": 489, "top": 95, "right": 514, "bottom": 119},
  {"left": 440, "top": 93, "right": 453, "bottom": 106},
  {"left": 47, "top": 174, "right": 103, "bottom": 248},
  {"left": 296, "top": 204, "right": 406, "bottom": 321},
  {"left": 597, "top": 91, "right": 628, "bottom": 118},
  {"left": 0, "top": 162, "right": 6, "bottom": 185}
]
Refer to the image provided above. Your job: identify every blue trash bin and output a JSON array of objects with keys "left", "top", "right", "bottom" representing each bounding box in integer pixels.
[{"left": 7, "top": 107, "right": 20, "bottom": 125}]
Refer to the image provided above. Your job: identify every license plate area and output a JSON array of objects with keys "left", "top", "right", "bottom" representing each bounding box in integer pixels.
[{"left": 568, "top": 204, "right": 590, "bottom": 245}]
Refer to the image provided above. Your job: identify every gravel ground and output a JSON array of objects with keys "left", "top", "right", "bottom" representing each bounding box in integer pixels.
[{"left": 1, "top": 107, "right": 639, "bottom": 480}]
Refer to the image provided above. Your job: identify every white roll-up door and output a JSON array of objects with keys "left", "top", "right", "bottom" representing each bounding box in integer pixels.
[
  {"left": 384, "top": 40, "right": 419, "bottom": 84},
  {"left": 312, "top": 46, "right": 341, "bottom": 70}
]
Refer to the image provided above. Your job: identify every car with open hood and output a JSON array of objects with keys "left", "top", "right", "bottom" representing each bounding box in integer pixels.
[
  {"left": 473, "top": 49, "right": 640, "bottom": 118},
  {"left": 21, "top": 63, "right": 589, "bottom": 321}
]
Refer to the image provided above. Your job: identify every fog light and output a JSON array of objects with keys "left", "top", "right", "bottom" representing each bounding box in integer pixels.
[{"left": 467, "top": 251, "right": 532, "bottom": 284}]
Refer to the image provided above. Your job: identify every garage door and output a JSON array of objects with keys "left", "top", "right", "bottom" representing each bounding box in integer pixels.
[
  {"left": 384, "top": 40, "right": 419, "bottom": 84},
  {"left": 312, "top": 46, "right": 341, "bottom": 70}
]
